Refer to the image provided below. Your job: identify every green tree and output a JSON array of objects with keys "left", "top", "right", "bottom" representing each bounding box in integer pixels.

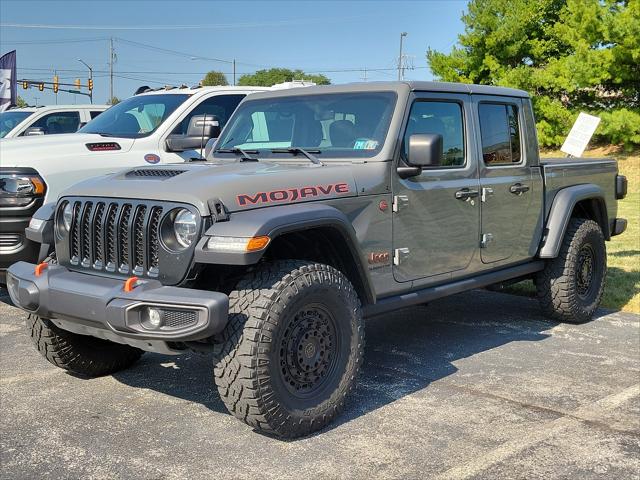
[
  {"left": 237, "top": 68, "right": 330, "bottom": 87},
  {"left": 108, "top": 96, "right": 120, "bottom": 105},
  {"left": 427, "top": 0, "right": 640, "bottom": 148},
  {"left": 201, "top": 70, "right": 229, "bottom": 86},
  {"left": 16, "top": 95, "right": 27, "bottom": 107}
]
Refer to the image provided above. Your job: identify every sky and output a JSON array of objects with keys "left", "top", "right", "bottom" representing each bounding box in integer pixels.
[{"left": 0, "top": 0, "right": 467, "bottom": 106}]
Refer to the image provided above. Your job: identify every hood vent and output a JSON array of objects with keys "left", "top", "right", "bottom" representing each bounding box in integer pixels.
[
  {"left": 86, "top": 142, "right": 121, "bottom": 151},
  {"left": 126, "top": 169, "right": 186, "bottom": 179}
]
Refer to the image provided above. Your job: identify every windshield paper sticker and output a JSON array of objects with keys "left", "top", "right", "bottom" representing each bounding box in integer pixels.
[
  {"left": 237, "top": 183, "right": 350, "bottom": 206},
  {"left": 353, "top": 139, "right": 379, "bottom": 150}
]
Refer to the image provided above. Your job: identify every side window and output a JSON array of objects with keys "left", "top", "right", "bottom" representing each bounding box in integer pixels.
[
  {"left": 478, "top": 103, "right": 521, "bottom": 165},
  {"left": 173, "top": 94, "right": 245, "bottom": 135},
  {"left": 29, "top": 111, "right": 81, "bottom": 134},
  {"left": 403, "top": 101, "right": 465, "bottom": 167},
  {"left": 89, "top": 111, "right": 103, "bottom": 119}
]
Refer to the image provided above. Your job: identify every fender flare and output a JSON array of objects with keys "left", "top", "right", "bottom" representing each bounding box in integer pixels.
[
  {"left": 194, "top": 203, "right": 375, "bottom": 302},
  {"left": 539, "top": 184, "right": 609, "bottom": 259},
  {"left": 24, "top": 202, "right": 56, "bottom": 263}
]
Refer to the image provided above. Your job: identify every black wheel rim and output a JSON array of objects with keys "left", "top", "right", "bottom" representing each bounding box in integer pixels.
[
  {"left": 576, "top": 244, "right": 596, "bottom": 299},
  {"left": 279, "top": 303, "right": 338, "bottom": 398}
]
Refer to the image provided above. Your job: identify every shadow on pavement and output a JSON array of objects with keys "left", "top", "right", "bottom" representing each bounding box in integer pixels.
[{"left": 111, "top": 290, "right": 557, "bottom": 432}]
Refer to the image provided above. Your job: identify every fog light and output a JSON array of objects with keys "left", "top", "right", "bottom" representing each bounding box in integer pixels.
[
  {"left": 146, "top": 307, "right": 163, "bottom": 329},
  {"left": 7, "top": 275, "right": 20, "bottom": 304}
]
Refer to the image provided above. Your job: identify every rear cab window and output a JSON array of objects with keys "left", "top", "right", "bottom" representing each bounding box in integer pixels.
[{"left": 478, "top": 103, "right": 521, "bottom": 165}]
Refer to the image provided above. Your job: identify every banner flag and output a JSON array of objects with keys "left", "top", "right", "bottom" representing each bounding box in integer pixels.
[{"left": 0, "top": 50, "right": 17, "bottom": 112}]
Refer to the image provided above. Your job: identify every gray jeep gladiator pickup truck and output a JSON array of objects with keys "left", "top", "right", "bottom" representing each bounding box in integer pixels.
[{"left": 7, "top": 82, "right": 627, "bottom": 438}]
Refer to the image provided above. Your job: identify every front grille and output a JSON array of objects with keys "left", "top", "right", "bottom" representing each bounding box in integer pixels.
[
  {"left": 63, "top": 199, "right": 168, "bottom": 278},
  {"left": 0, "top": 233, "right": 23, "bottom": 251},
  {"left": 163, "top": 309, "right": 198, "bottom": 328},
  {"left": 126, "top": 169, "right": 185, "bottom": 178}
]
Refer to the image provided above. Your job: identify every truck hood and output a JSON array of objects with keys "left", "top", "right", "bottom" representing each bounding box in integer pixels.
[
  {"left": 61, "top": 161, "right": 359, "bottom": 215},
  {"left": 0, "top": 133, "right": 135, "bottom": 168}
]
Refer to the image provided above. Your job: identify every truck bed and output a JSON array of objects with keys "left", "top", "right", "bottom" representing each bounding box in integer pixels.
[{"left": 541, "top": 156, "right": 618, "bottom": 225}]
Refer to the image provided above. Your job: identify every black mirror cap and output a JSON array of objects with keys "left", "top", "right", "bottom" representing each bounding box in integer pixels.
[
  {"left": 408, "top": 133, "right": 443, "bottom": 168},
  {"left": 186, "top": 114, "right": 221, "bottom": 139}
]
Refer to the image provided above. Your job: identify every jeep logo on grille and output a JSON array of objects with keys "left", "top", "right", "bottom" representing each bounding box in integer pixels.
[{"left": 237, "top": 183, "right": 350, "bottom": 206}]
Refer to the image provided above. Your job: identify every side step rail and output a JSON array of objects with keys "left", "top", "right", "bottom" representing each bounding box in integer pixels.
[{"left": 364, "top": 261, "right": 544, "bottom": 317}]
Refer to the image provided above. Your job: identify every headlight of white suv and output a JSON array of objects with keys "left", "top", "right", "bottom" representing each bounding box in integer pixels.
[
  {"left": 62, "top": 202, "right": 74, "bottom": 231},
  {"left": 173, "top": 208, "right": 197, "bottom": 248}
]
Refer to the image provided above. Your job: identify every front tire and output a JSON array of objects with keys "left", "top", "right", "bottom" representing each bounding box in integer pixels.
[
  {"left": 536, "top": 218, "right": 606, "bottom": 323},
  {"left": 27, "top": 314, "right": 144, "bottom": 377},
  {"left": 213, "top": 260, "right": 364, "bottom": 438}
]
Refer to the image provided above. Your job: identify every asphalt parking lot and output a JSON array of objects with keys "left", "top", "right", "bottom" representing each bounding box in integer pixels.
[{"left": 1, "top": 287, "right": 638, "bottom": 479}]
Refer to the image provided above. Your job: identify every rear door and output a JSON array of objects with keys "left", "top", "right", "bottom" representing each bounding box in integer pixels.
[
  {"left": 474, "top": 97, "right": 541, "bottom": 264},
  {"left": 392, "top": 92, "right": 480, "bottom": 282}
]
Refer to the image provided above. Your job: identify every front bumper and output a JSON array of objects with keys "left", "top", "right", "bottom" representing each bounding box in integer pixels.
[{"left": 7, "top": 262, "right": 229, "bottom": 354}]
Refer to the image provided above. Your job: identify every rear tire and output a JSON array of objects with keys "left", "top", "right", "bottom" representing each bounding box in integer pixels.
[
  {"left": 27, "top": 314, "right": 144, "bottom": 377},
  {"left": 536, "top": 218, "right": 606, "bottom": 323},
  {"left": 212, "top": 260, "right": 364, "bottom": 438}
]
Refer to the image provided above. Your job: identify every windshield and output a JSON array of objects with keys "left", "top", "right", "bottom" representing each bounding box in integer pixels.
[
  {"left": 0, "top": 111, "right": 32, "bottom": 138},
  {"left": 215, "top": 92, "right": 397, "bottom": 159},
  {"left": 79, "top": 94, "right": 189, "bottom": 138}
]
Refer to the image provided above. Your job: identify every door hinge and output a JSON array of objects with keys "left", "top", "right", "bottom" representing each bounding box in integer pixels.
[
  {"left": 480, "top": 233, "right": 494, "bottom": 248},
  {"left": 393, "top": 248, "right": 410, "bottom": 265},
  {"left": 481, "top": 187, "right": 494, "bottom": 202},
  {"left": 392, "top": 195, "right": 409, "bottom": 212}
]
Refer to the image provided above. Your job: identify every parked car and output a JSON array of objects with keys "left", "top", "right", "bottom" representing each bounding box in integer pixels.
[
  {"left": 6, "top": 82, "right": 627, "bottom": 438},
  {"left": 0, "top": 105, "right": 107, "bottom": 139},
  {"left": 0, "top": 85, "right": 286, "bottom": 282}
]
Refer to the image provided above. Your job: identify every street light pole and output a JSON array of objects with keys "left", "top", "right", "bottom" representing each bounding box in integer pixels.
[
  {"left": 398, "top": 32, "right": 408, "bottom": 81},
  {"left": 78, "top": 58, "right": 93, "bottom": 104}
]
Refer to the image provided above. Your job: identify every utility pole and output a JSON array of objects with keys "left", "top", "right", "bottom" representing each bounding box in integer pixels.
[
  {"left": 109, "top": 37, "right": 115, "bottom": 103},
  {"left": 398, "top": 32, "right": 408, "bottom": 81},
  {"left": 361, "top": 67, "right": 368, "bottom": 82},
  {"left": 34, "top": 96, "right": 39, "bottom": 107},
  {"left": 233, "top": 59, "right": 236, "bottom": 86}
]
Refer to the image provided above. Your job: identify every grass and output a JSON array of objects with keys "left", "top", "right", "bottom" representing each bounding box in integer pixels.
[{"left": 506, "top": 146, "right": 640, "bottom": 314}]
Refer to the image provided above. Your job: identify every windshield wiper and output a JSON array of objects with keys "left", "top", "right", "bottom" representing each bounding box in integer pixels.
[
  {"left": 214, "top": 148, "right": 259, "bottom": 162},
  {"left": 271, "top": 148, "right": 323, "bottom": 166}
]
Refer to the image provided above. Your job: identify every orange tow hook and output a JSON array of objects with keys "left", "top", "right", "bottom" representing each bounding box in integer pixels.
[
  {"left": 124, "top": 276, "right": 140, "bottom": 293},
  {"left": 34, "top": 262, "right": 49, "bottom": 277}
]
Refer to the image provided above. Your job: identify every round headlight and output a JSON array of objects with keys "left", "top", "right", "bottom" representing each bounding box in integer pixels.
[
  {"left": 62, "top": 202, "right": 74, "bottom": 231},
  {"left": 173, "top": 209, "right": 197, "bottom": 248}
]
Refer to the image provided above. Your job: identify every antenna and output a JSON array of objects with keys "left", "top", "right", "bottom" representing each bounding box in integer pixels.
[{"left": 200, "top": 114, "right": 208, "bottom": 160}]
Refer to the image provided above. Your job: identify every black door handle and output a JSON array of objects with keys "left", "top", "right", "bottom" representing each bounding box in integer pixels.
[
  {"left": 509, "top": 183, "right": 530, "bottom": 195},
  {"left": 455, "top": 188, "right": 479, "bottom": 201}
]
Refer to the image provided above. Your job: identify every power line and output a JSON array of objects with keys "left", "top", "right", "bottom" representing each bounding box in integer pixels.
[{"left": 0, "top": 16, "right": 378, "bottom": 31}]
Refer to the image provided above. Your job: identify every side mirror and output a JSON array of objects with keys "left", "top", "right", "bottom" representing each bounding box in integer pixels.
[
  {"left": 186, "top": 114, "right": 221, "bottom": 139},
  {"left": 398, "top": 133, "right": 443, "bottom": 179},
  {"left": 165, "top": 115, "right": 221, "bottom": 153},
  {"left": 408, "top": 133, "right": 443, "bottom": 167},
  {"left": 24, "top": 127, "right": 45, "bottom": 136}
]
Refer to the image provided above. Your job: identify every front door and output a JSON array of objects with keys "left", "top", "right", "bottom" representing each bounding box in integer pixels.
[
  {"left": 474, "top": 97, "right": 539, "bottom": 264},
  {"left": 392, "top": 93, "right": 480, "bottom": 282}
]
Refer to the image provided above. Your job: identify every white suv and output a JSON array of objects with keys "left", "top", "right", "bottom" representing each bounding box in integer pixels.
[{"left": 0, "top": 105, "right": 108, "bottom": 138}]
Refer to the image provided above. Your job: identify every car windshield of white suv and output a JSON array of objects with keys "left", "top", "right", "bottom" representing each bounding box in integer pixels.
[
  {"left": 215, "top": 92, "right": 397, "bottom": 159},
  {"left": 0, "top": 111, "right": 32, "bottom": 138},
  {"left": 79, "top": 94, "right": 189, "bottom": 138}
]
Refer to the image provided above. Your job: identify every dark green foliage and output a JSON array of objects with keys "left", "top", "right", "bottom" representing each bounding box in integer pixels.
[
  {"left": 427, "top": 0, "right": 639, "bottom": 148},
  {"left": 237, "top": 68, "right": 330, "bottom": 87}
]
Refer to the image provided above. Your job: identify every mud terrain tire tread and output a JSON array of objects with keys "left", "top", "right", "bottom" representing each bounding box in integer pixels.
[
  {"left": 27, "top": 314, "right": 144, "bottom": 377},
  {"left": 536, "top": 218, "right": 606, "bottom": 324},
  {"left": 212, "top": 260, "right": 364, "bottom": 438}
]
